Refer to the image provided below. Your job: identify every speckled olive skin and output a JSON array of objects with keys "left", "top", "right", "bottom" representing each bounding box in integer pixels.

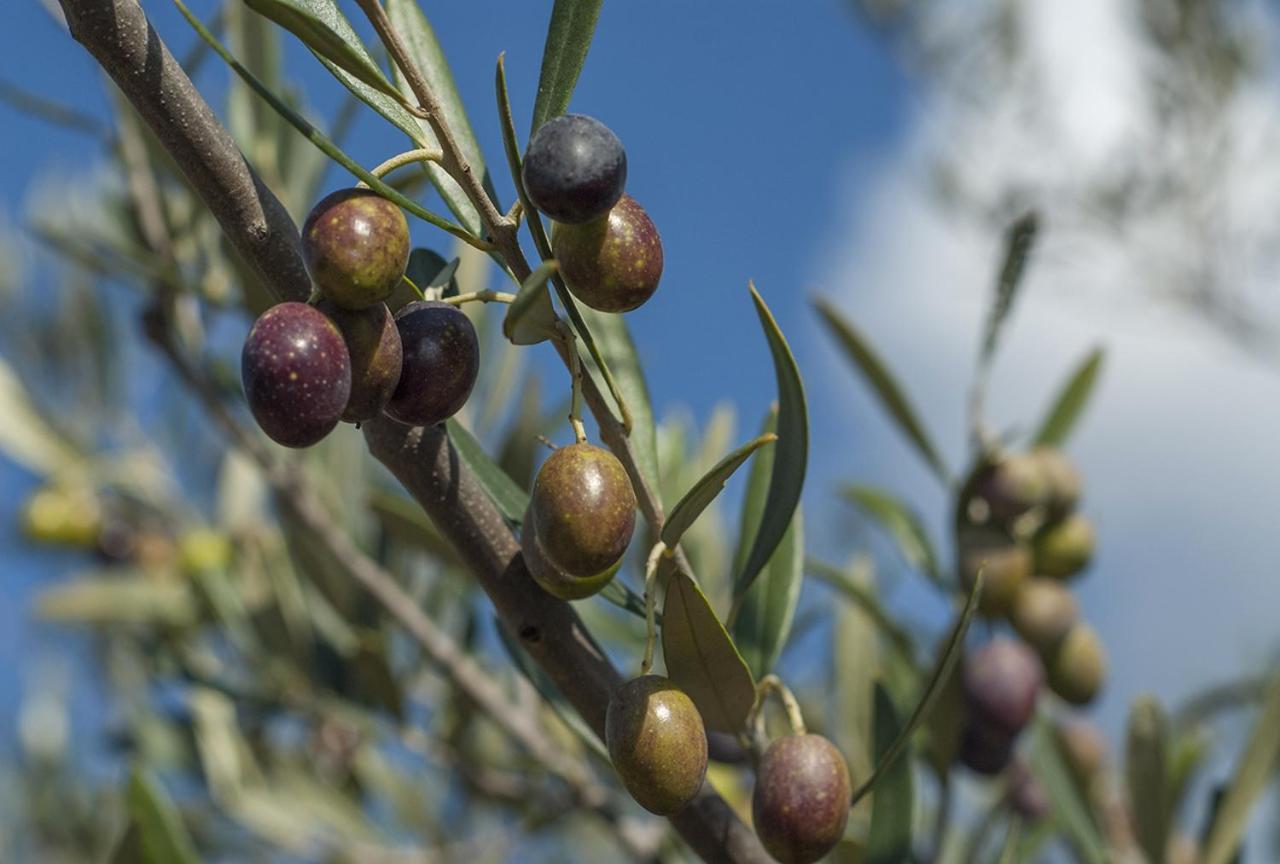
[
  {"left": 384, "top": 301, "right": 479, "bottom": 427},
  {"left": 241, "top": 302, "right": 351, "bottom": 448},
  {"left": 957, "top": 528, "right": 1032, "bottom": 618},
  {"left": 303, "top": 189, "right": 410, "bottom": 310},
  {"left": 317, "top": 300, "right": 402, "bottom": 423},
  {"left": 530, "top": 443, "right": 636, "bottom": 577},
  {"left": 973, "top": 453, "right": 1050, "bottom": 525},
  {"left": 523, "top": 114, "right": 627, "bottom": 224},
  {"left": 752, "top": 734, "right": 851, "bottom": 864},
  {"left": 521, "top": 504, "right": 621, "bottom": 599},
  {"left": 552, "top": 194, "right": 663, "bottom": 313},
  {"left": 964, "top": 638, "right": 1043, "bottom": 736},
  {"left": 1010, "top": 578, "right": 1079, "bottom": 653},
  {"left": 1030, "top": 445, "right": 1081, "bottom": 518},
  {"left": 605, "top": 675, "right": 707, "bottom": 815},
  {"left": 1046, "top": 623, "right": 1107, "bottom": 706},
  {"left": 1033, "top": 512, "right": 1095, "bottom": 579}
]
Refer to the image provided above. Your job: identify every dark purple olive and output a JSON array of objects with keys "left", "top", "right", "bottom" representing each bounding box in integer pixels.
[
  {"left": 964, "top": 638, "right": 1043, "bottom": 736},
  {"left": 606, "top": 675, "right": 707, "bottom": 815},
  {"left": 522, "top": 114, "right": 627, "bottom": 224},
  {"left": 752, "top": 734, "right": 851, "bottom": 864},
  {"left": 553, "top": 194, "right": 663, "bottom": 313},
  {"left": 384, "top": 301, "right": 478, "bottom": 427},
  {"left": 241, "top": 302, "right": 351, "bottom": 448},
  {"left": 302, "top": 188, "right": 409, "bottom": 310},
  {"left": 317, "top": 300, "right": 402, "bottom": 423},
  {"left": 958, "top": 722, "right": 1015, "bottom": 776}
]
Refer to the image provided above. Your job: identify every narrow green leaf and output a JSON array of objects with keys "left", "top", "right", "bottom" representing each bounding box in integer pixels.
[
  {"left": 850, "top": 573, "right": 983, "bottom": 808},
  {"left": 732, "top": 284, "right": 809, "bottom": 604},
  {"left": 444, "top": 419, "right": 529, "bottom": 524},
  {"left": 662, "top": 571, "right": 756, "bottom": 734},
  {"left": 126, "top": 769, "right": 202, "bottom": 864},
  {"left": 1203, "top": 670, "right": 1280, "bottom": 864},
  {"left": 662, "top": 433, "right": 777, "bottom": 548},
  {"left": 842, "top": 484, "right": 943, "bottom": 588},
  {"left": 503, "top": 259, "right": 559, "bottom": 345},
  {"left": 980, "top": 212, "right": 1040, "bottom": 366},
  {"left": 1033, "top": 347, "right": 1105, "bottom": 447},
  {"left": 596, "top": 579, "right": 652, "bottom": 622},
  {"left": 831, "top": 556, "right": 879, "bottom": 837},
  {"left": 174, "top": 1, "right": 482, "bottom": 249},
  {"left": 405, "top": 249, "right": 460, "bottom": 295},
  {"left": 495, "top": 620, "right": 607, "bottom": 759},
  {"left": 732, "top": 508, "right": 803, "bottom": 680},
  {"left": 530, "top": 0, "right": 604, "bottom": 136},
  {"left": 814, "top": 297, "right": 947, "bottom": 482},
  {"left": 37, "top": 574, "right": 197, "bottom": 626},
  {"left": 1030, "top": 718, "right": 1109, "bottom": 864},
  {"left": 577, "top": 305, "right": 661, "bottom": 498},
  {"left": 385, "top": 0, "right": 493, "bottom": 234},
  {"left": 806, "top": 557, "right": 917, "bottom": 667},
  {"left": 866, "top": 685, "right": 913, "bottom": 864},
  {"left": 244, "top": 0, "right": 402, "bottom": 101},
  {"left": 1126, "top": 696, "right": 1171, "bottom": 864},
  {"left": 0, "top": 359, "right": 83, "bottom": 476}
]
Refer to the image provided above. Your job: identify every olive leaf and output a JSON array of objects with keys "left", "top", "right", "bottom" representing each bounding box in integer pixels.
[
  {"left": 503, "top": 259, "right": 559, "bottom": 346},
  {"left": 1030, "top": 718, "right": 1109, "bottom": 864},
  {"left": 1033, "top": 346, "right": 1105, "bottom": 447},
  {"left": 807, "top": 557, "right": 917, "bottom": 668},
  {"left": 979, "top": 211, "right": 1039, "bottom": 367},
  {"left": 662, "top": 570, "right": 756, "bottom": 734},
  {"left": 1126, "top": 696, "right": 1172, "bottom": 864},
  {"left": 444, "top": 419, "right": 529, "bottom": 524},
  {"left": 662, "top": 433, "right": 776, "bottom": 548},
  {"left": 37, "top": 572, "right": 198, "bottom": 626},
  {"left": 597, "top": 580, "right": 651, "bottom": 622},
  {"left": 842, "top": 484, "right": 943, "bottom": 589},
  {"left": 866, "top": 684, "right": 913, "bottom": 864},
  {"left": 850, "top": 572, "right": 983, "bottom": 808},
  {"left": 814, "top": 297, "right": 948, "bottom": 483},
  {"left": 384, "top": 0, "right": 493, "bottom": 235},
  {"left": 732, "top": 284, "right": 808, "bottom": 606},
  {"left": 530, "top": 0, "right": 604, "bottom": 136},
  {"left": 125, "top": 769, "right": 202, "bottom": 864},
  {"left": 1203, "top": 670, "right": 1280, "bottom": 864}
]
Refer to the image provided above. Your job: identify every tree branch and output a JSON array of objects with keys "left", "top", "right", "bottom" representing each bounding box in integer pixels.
[{"left": 59, "top": 1, "right": 770, "bottom": 860}]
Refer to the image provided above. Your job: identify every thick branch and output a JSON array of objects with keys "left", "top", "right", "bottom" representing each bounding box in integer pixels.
[{"left": 63, "top": 1, "right": 770, "bottom": 860}]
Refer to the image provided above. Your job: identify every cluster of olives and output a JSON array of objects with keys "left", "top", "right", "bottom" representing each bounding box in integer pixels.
[
  {"left": 241, "top": 188, "right": 479, "bottom": 448},
  {"left": 524, "top": 114, "right": 663, "bottom": 313}
]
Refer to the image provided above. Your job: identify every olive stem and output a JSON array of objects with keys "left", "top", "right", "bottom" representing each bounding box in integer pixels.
[
  {"left": 749, "top": 675, "right": 807, "bottom": 739},
  {"left": 560, "top": 321, "right": 588, "bottom": 444},
  {"left": 442, "top": 290, "right": 516, "bottom": 307},
  {"left": 639, "top": 541, "right": 669, "bottom": 676},
  {"left": 356, "top": 147, "right": 445, "bottom": 189}
]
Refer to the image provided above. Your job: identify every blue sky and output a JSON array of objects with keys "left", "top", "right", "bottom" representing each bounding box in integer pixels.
[{"left": 4, "top": 0, "right": 1280, "bottom": 855}]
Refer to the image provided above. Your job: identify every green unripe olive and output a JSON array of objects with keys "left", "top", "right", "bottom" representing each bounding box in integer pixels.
[
  {"left": 520, "top": 504, "right": 622, "bottom": 599},
  {"left": 552, "top": 194, "right": 663, "bottom": 313},
  {"left": 1046, "top": 623, "right": 1107, "bottom": 706},
  {"left": 21, "top": 486, "right": 101, "bottom": 548},
  {"left": 957, "top": 527, "right": 1032, "bottom": 618},
  {"left": 303, "top": 188, "right": 410, "bottom": 310},
  {"left": 1029, "top": 445, "right": 1081, "bottom": 518},
  {"left": 752, "top": 734, "right": 852, "bottom": 864},
  {"left": 1033, "top": 512, "right": 1095, "bottom": 580},
  {"left": 530, "top": 443, "right": 637, "bottom": 578},
  {"left": 1010, "top": 577, "right": 1079, "bottom": 653},
  {"left": 605, "top": 675, "right": 707, "bottom": 815},
  {"left": 972, "top": 452, "right": 1050, "bottom": 525}
]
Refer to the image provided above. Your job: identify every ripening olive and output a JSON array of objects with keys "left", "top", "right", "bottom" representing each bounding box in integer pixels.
[
  {"left": 957, "top": 527, "right": 1032, "bottom": 618},
  {"left": 958, "top": 721, "right": 1015, "bottom": 775},
  {"left": 530, "top": 443, "right": 636, "bottom": 579},
  {"left": 1029, "top": 445, "right": 1081, "bottom": 519},
  {"left": 972, "top": 453, "right": 1049, "bottom": 525},
  {"left": 1010, "top": 577, "right": 1079, "bottom": 653},
  {"left": 605, "top": 675, "right": 707, "bottom": 815},
  {"left": 302, "top": 188, "right": 410, "bottom": 310},
  {"left": 1008, "top": 756, "right": 1052, "bottom": 822},
  {"left": 241, "top": 302, "right": 351, "bottom": 448},
  {"left": 552, "top": 194, "right": 663, "bottom": 313},
  {"left": 384, "top": 301, "right": 479, "bottom": 427},
  {"left": 964, "top": 638, "right": 1043, "bottom": 736},
  {"left": 1033, "top": 512, "right": 1095, "bottom": 580},
  {"left": 1046, "top": 623, "right": 1107, "bottom": 706},
  {"left": 317, "top": 300, "right": 402, "bottom": 423},
  {"left": 520, "top": 503, "right": 622, "bottom": 600},
  {"left": 523, "top": 114, "right": 627, "bottom": 224},
  {"left": 752, "top": 734, "right": 852, "bottom": 864}
]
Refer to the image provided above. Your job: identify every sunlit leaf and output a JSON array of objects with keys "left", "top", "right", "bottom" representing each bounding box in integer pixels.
[
  {"left": 662, "top": 433, "right": 776, "bottom": 548},
  {"left": 503, "top": 259, "right": 559, "bottom": 345},
  {"left": 733, "top": 284, "right": 808, "bottom": 604},
  {"left": 37, "top": 573, "right": 197, "bottom": 626},
  {"left": 733, "top": 508, "right": 802, "bottom": 681},
  {"left": 1030, "top": 718, "right": 1109, "bottom": 864},
  {"left": 530, "top": 0, "right": 604, "bottom": 136},
  {"left": 1033, "top": 347, "right": 1105, "bottom": 447},
  {"left": 125, "top": 769, "right": 202, "bottom": 864},
  {"left": 814, "top": 297, "right": 947, "bottom": 483},
  {"left": 842, "top": 484, "right": 943, "bottom": 588},
  {"left": 866, "top": 685, "right": 913, "bottom": 864},
  {"left": 444, "top": 419, "right": 529, "bottom": 524},
  {"left": 662, "top": 570, "right": 756, "bottom": 734},
  {"left": 0, "top": 359, "right": 83, "bottom": 477}
]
